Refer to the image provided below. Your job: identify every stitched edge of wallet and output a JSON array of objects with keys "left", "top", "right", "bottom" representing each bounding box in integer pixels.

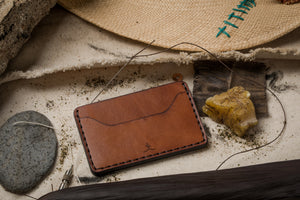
[{"left": 75, "top": 82, "right": 206, "bottom": 171}]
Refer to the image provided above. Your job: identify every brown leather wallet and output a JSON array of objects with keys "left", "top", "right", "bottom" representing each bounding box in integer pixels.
[{"left": 74, "top": 81, "right": 207, "bottom": 175}]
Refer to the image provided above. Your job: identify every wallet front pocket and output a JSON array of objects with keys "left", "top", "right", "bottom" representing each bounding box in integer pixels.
[{"left": 74, "top": 81, "right": 207, "bottom": 175}]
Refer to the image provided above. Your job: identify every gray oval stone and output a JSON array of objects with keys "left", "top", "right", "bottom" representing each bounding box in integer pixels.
[{"left": 0, "top": 111, "right": 57, "bottom": 193}]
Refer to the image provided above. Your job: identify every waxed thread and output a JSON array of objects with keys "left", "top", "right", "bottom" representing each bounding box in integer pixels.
[
  {"left": 216, "top": 0, "right": 256, "bottom": 38},
  {"left": 13, "top": 121, "right": 55, "bottom": 130},
  {"left": 24, "top": 194, "right": 37, "bottom": 200},
  {"left": 90, "top": 40, "right": 155, "bottom": 103}
]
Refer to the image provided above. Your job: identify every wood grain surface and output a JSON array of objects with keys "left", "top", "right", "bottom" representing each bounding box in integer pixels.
[{"left": 39, "top": 159, "right": 300, "bottom": 200}]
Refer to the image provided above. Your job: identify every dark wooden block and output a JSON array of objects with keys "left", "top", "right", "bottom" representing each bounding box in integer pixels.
[{"left": 193, "top": 61, "right": 267, "bottom": 117}]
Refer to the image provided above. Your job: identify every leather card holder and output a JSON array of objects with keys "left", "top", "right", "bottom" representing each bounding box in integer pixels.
[{"left": 74, "top": 81, "right": 207, "bottom": 175}]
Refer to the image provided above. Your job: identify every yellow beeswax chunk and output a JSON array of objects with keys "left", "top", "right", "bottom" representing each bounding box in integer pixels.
[{"left": 202, "top": 86, "right": 258, "bottom": 137}]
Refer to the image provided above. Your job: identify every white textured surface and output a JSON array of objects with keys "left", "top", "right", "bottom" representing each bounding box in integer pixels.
[
  {"left": 0, "top": 4, "right": 300, "bottom": 199},
  {"left": 0, "top": 1, "right": 13, "bottom": 21},
  {"left": 0, "top": 60, "right": 299, "bottom": 199}
]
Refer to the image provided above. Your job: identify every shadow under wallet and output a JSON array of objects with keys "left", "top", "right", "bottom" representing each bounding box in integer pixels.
[{"left": 74, "top": 81, "right": 207, "bottom": 175}]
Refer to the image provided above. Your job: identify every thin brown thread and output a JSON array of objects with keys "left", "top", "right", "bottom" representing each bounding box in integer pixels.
[
  {"left": 216, "top": 81, "right": 287, "bottom": 170},
  {"left": 136, "top": 42, "right": 233, "bottom": 73},
  {"left": 91, "top": 40, "right": 155, "bottom": 103},
  {"left": 81, "top": 91, "right": 185, "bottom": 126},
  {"left": 13, "top": 121, "right": 55, "bottom": 129},
  {"left": 90, "top": 41, "right": 286, "bottom": 171},
  {"left": 24, "top": 194, "right": 38, "bottom": 200}
]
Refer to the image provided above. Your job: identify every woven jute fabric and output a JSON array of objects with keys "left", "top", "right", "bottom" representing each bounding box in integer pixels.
[{"left": 51, "top": 1, "right": 300, "bottom": 51}]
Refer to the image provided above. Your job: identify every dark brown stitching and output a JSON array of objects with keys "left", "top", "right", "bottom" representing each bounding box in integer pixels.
[
  {"left": 76, "top": 110, "right": 96, "bottom": 169},
  {"left": 75, "top": 82, "right": 206, "bottom": 171},
  {"left": 182, "top": 82, "right": 206, "bottom": 136}
]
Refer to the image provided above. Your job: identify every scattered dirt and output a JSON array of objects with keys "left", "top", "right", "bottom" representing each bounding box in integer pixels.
[
  {"left": 84, "top": 66, "right": 169, "bottom": 91},
  {"left": 266, "top": 71, "right": 297, "bottom": 93},
  {"left": 85, "top": 77, "right": 106, "bottom": 88},
  {"left": 215, "top": 125, "right": 267, "bottom": 149},
  {"left": 201, "top": 123, "right": 211, "bottom": 138},
  {"left": 85, "top": 75, "right": 137, "bottom": 90},
  {"left": 46, "top": 100, "right": 55, "bottom": 109},
  {"left": 106, "top": 174, "right": 121, "bottom": 183},
  {"left": 58, "top": 125, "right": 78, "bottom": 166},
  {"left": 59, "top": 145, "right": 68, "bottom": 165},
  {"left": 78, "top": 176, "right": 103, "bottom": 184}
]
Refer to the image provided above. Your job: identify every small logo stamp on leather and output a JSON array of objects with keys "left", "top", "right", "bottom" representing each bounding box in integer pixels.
[{"left": 144, "top": 143, "right": 155, "bottom": 153}]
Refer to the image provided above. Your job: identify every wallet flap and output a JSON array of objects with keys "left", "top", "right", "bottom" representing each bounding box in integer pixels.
[
  {"left": 76, "top": 82, "right": 186, "bottom": 125},
  {"left": 74, "top": 82, "right": 207, "bottom": 175}
]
